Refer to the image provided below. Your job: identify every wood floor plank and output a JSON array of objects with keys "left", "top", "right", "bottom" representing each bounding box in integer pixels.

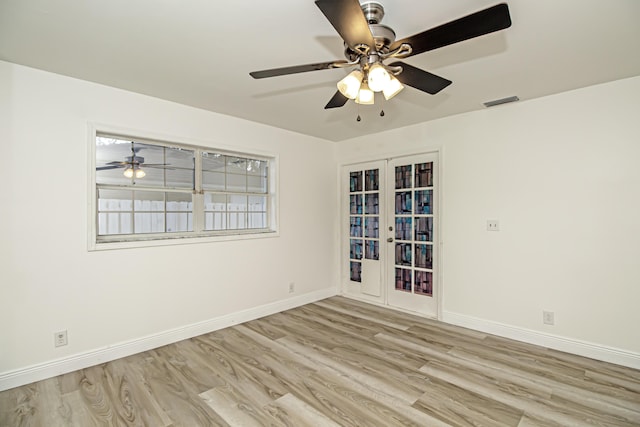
[
  {"left": 2, "top": 296, "right": 639, "bottom": 426},
  {"left": 266, "top": 393, "right": 343, "bottom": 427}
]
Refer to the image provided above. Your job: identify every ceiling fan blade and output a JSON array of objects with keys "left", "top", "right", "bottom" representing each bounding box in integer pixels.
[
  {"left": 389, "top": 3, "right": 511, "bottom": 57},
  {"left": 315, "top": 0, "right": 376, "bottom": 53},
  {"left": 389, "top": 61, "right": 452, "bottom": 95},
  {"left": 250, "top": 60, "right": 349, "bottom": 79},
  {"left": 96, "top": 165, "right": 125, "bottom": 171},
  {"left": 324, "top": 91, "right": 349, "bottom": 109}
]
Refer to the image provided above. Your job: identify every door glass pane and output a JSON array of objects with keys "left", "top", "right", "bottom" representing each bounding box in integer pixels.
[
  {"left": 395, "top": 268, "right": 411, "bottom": 292},
  {"left": 350, "top": 195, "right": 363, "bottom": 214},
  {"left": 395, "top": 217, "right": 412, "bottom": 241},
  {"left": 365, "top": 193, "right": 379, "bottom": 214},
  {"left": 350, "top": 239, "right": 363, "bottom": 260},
  {"left": 365, "top": 240, "right": 379, "bottom": 260},
  {"left": 350, "top": 261, "right": 362, "bottom": 282},
  {"left": 365, "top": 217, "right": 378, "bottom": 238},
  {"left": 415, "top": 217, "right": 433, "bottom": 242},
  {"left": 395, "top": 243, "right": 411, "bottom": 266},
  {"left": 350, "top": 217, "right": 363, "bottom": 237},
  {"left": 415, "top": 244, "right": 433, "bottom": 269},
  {"left": 415, "top": 162, "right": 433, "bottom": 188},
  {"left": 350, "top": 171, "right": 363, "bottom": 192},
  {"left": 415, "top": 190, "right": 432, "bottom": 214},
  {"left": 365, "top": 169, "right": 379, "bottom": 191},
  {"left": 395, "top": 192, "right": 412, "bottom": 214},
  {"left": 415, "top": 271, "right": 433, "bottom": 296},
  {"left": 395, "top": 165, "right": 412, "bottom": 189}
]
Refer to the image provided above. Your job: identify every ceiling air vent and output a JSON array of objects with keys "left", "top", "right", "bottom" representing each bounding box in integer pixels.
[{"left": 483, "top": 96, "right": 519, "bottom": 108}]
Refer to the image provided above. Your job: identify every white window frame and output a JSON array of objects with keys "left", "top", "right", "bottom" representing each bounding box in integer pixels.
[{"left": 88, "top": 124, "right": 279, "bottom": 251}]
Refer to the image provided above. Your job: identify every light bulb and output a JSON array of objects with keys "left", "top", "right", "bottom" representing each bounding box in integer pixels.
[
  {"left": 123, "top": 167, "right": 134, "bottom": 178},
  {"left": 367, "top": 63, "right": 390, "bottom": 92},
  {"left": 355, "top": 82, "right": 374, "bottom": 105},
  {"left": 135, "top": 168, "right": 146, "bottom": 178},
  {"left": 337, "top": 70, "right": 363, "bottom": 99},
  {"left": 383, "top": 75, "right": 404, "bottom": 100}
]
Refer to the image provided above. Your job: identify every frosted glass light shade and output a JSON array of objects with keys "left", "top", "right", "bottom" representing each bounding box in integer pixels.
[
  {"left": 337, "top": 70, "right": 363, "bottom": 99},
  {"left": 355, "top": 83, "right": 374, "bottom": 105},
  {"left": 383, "top": 75, "right": 404, "bottom": 100},
  {"left": 367, "top": 63, "right": 390, "bottom": 92},
  {"left": 123, "top": 166, "right": 146, "bottom": 178}
]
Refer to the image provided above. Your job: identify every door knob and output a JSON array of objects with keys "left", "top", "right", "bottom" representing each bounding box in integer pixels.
[{"left": 387, "top": 237, "right": 394, "bottom": 242}]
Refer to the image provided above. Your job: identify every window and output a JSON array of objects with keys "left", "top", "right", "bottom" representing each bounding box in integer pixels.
[{"left": 93, "top": 133, "right": 275, "bottom": 247}]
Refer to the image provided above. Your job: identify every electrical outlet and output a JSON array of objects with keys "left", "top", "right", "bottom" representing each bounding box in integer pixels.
[
  {"left": 54, "top": 330, "right": 68, "bottom": 347},
  {"left": 543, "top": 311, "right": 555, "bottom": 325},
  {"left": 487, "top": 220, "right": 500, "bottom": 231},
  {"left": 288, "top": 282, "right": 295, "bottom": 293}
]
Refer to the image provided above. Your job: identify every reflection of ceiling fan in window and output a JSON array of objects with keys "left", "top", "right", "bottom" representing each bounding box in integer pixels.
[{"left": 96, "top": 142, "right": 169, "bottom": 179}]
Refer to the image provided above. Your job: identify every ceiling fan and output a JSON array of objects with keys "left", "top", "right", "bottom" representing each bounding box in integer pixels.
[
  {"left": 96, "top": 142, "right": 168, "bottom": 179},
  {"left": 250, "top": 1, "right": 511, "bottom": 109}
]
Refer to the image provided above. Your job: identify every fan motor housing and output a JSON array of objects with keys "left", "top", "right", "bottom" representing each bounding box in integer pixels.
[{"left": 344, "top": 2, "right": 396, "bottom": 59}]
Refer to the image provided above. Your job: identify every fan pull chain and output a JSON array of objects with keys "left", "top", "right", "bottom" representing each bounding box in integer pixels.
[{"left": 380, "top": 110, "right": 385, "bottom": 117}]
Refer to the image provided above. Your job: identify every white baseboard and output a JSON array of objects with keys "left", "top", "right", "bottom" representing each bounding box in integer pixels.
[
  {"left": 443, "top": 310, "right": 640, "bottom": 370},
  {"left": 0, "top": 288, "right": 338, "bottom": 392}
]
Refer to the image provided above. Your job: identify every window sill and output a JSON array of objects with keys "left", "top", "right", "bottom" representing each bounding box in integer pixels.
[{"left": 89, "top": 229, "right": 279, "bottom": 251}]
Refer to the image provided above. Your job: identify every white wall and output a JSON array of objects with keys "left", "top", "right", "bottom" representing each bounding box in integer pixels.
[
  {"left": 337, "top": 76, "right": 640, "bottom": 360},
  {"left": 0, "top": 61, "right": 338, "bottom": 387}
]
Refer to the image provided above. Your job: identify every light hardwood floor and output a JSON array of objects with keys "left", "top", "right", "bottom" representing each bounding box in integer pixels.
[{"left": 1, "top": 296, "right": 639, "bottom": 426}]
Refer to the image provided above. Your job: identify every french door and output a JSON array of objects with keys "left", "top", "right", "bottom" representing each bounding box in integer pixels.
[
  {"left": 386, "top": 154, "right": 438, "bottom": 316},
  {"left": 342, "top": 153, "right": 439, "bottom": 318}
]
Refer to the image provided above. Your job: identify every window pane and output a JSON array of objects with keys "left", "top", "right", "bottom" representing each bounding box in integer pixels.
[
  {"left": 164, "top": 167, "right": 194, "bottom": 189},
  {"left": 134, "top": 212, "right": 164, "bottom": 233},
  {"left": 203, "top": 171, "right": 225, "bottom": 190},
  {"left": 96, "top": 135, "right": 274, "bottom": 241},
  {"left": 228, "top": 212, "right": 246, "bottom": 229},
  {"left": 227, "top": 173, "right": 246, "bottom": 192},
  {"left": 248, "top": 213, "right": 266, "bottom": 229},
  {"left": 202, "top": 152, "right": 226, "bottom": 172},
  {"left": 247, "top": 175, "right": 267, "bottom": 193},
  {"left": 247, "top": 160, "right": 267, "bottom": 176},
  {"left": 204, "top": 193, "right": 227, "bottom": 231},
  {"left": 227, "top": 156, "right": 246, "bottom": 172},
  {"left": 166, "top": 192, "right": 192, "bottom": 212},
  {"left": 96, "top": 137, "right": 194, "bottom": 188},
  {"left": 166, "top": 213, "right": 192, "bottom": 232},
  {"left": 98, "top": 212, "right": 132, "bottom": 235},
  {"left": 228, "top": 194, "right": 247, "bottom": 212},
  {"left": 98, "top": 189, "right": 133, "bottom": 211},
  {"left": 248, "top": 195, "right": 267, "bottom": 212}
]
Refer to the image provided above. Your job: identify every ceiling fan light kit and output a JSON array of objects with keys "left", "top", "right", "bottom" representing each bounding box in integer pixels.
[
  {"left": 123, "top": 166, "right": 146, "bottom": 179},
  {"left": 355, "top": 82, "right": 375, "bottom": 105},
  {"left": 337, "top": 70, "right": 364, "bottom": 99},
  {"left": 250, "top": 0, "right": 512, "bottom": 110}
]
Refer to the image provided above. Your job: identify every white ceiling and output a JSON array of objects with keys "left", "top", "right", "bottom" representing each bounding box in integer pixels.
[{"left": 1, "top": 0, "right": 639, "bottom": 142}]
